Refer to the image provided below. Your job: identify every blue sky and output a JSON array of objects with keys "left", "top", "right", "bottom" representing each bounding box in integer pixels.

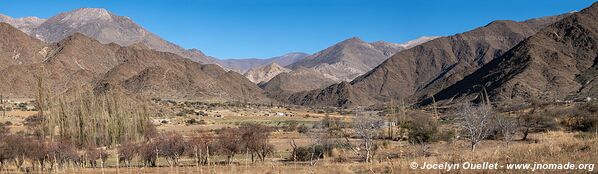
[{"left": 0, "top": 0, "right": 595, "bottom": 59}]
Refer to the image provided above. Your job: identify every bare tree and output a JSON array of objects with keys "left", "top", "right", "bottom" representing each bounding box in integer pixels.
[
  {"left": 1, "top": 94, "right": 5, "bottom": 117},
  {"left": 216, "top": 128, "right": 243, "bottom": 164},
  {"left": 156, "top": 131, "right": 188, "bottom": 167},
  {"left": 4, "top": 134, "right": 29, "bottom": 170},
  {"left": 84, "top": 146, "right": 109, "bottom": 168},
  {"left": 353, "top": 112, "right": 384, "bottom": 162},
  {"left": 138, "top": 141, "right": 158, "bottom": 167},
  {"left": 496, "top": 115, "right": 518, "bottom": 145},
  {"left": 457, "top": 102, "right": 495, "bottom": 151},
  {"left": 289, "top": 139, "right": 298, "bottom": 161},
  {"left": 240, "top": 124, "right": 274, "bottom": 162},
  {"left": 0, "top": 123, "right": 8, "bottom": 171},
  {"left": 187, "top": 130, "right": 214, "bottom": 167},
  {"left": 118, "top": 141, "right": 138, "bottom": 167},
  {"left": 47, "top": 137, "right": 79, "bottom": 171}
]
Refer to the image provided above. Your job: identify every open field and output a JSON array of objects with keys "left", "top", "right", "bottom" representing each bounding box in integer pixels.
[
  {"left": 1, "top": 100, "right": 597, "bottom": 174},
  {"left": 1, "top": 1, "right": 597, "bottom": 173},
  {"left": 1, "top": 131, "right": 595, "bottom": 173}
]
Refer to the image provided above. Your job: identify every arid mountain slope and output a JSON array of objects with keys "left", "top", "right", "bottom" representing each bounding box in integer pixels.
[
  {"left": 358, "top": 15, "right": 569, "bottom": 103},
  {"left": 430, "top": 3, "right": 598, "bottom": 105},
  {"left": 288, "top": 82, "right": 377, "bottom": 107},
  {"left": 262, "top": 37, "right": 436, "bottom": 99},
  {"left": 260, "top": 67, "right": 339, "bottom": 99},
  {"left": 286, "top": 37, "right": 406, "bottom": 82},
  {"left": 288, "top": 13, "right": 569, "bottom": 107},
  {"left": 219, "top": 52, "right": 308, "bottom": 73},
  {"left": 0, "top": 14, "right": 45, "bottom": 34},
  {"left": 243, "top": 63, "right": 292, "bottom": 84},
  {"left": 0, "top": 23, "right": 270, "bottom": 103},
  {"left": 1, "top": 9, "right": 317, "bottom": 71},
  {"left": 0, "top": 22, "right": 47, "bottom": 70},
  {"left": 1, "top": 8, "right": 216, "bottom": 64}
]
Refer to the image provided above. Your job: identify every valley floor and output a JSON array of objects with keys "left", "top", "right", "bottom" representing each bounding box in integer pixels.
[{"left": 1, "top": 105, "right": 596, "bottom": 174}]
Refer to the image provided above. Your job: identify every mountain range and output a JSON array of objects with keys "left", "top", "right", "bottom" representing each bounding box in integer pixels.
[
  {"left": 287, "top": 11, "right": 573, "bottom": 107},
  {"left": 0, "top": 8, "right": 309, "bottom": 73},
  {"left": 429, "top": 2, "right": 598, "bottom": 105},
  {"left": 0, "top": 22, "right": 271, "bottom": 102},
  {"left": 243, "top": 63, "right": 292, "bottom": 84},
  {"left": 0, "top": 8, "right": 218, "bottom": 64},
  {"left": 220, "top": 52, "right": 308, "bottom": 73},
  {"left": 1, "top": 3, "right": 595, "bottom": 108},
  {"left": 0, "top": 7, "right": 434, "bottom": 104},
  {"left": 260, "top": 36, "right": 437, "bottom": 99}
]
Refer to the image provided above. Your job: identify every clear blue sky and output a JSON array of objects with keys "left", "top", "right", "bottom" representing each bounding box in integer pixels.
[{"left": 0, "top": 0, "right": 595, "bottom": 59}]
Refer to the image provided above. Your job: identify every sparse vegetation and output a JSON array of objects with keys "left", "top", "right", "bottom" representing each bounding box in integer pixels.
[
  {"left": 457, "top": 102, "right": 495, "bottom": 151},
  {"left": 0, "top": 79, "right": 596, "bottom": 173}
]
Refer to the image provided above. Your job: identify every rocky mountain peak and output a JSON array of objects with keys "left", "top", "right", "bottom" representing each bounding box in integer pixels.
[
  {"left": 282, "top": 52, "right": 309, "bottom": 57},
  {"left": 10, "top": 8, "right": 217, "bottom": 65},
  {"left": 59, "top": 8, "right": 114, "bottom": 22},
  {"left": 0, "top": 14, "right": 46, "bottom": 32},
  {"left": 264, "top": 62, "right": 283, "bottom": 69},
  {"left": 340, "top": 37, "right": 366, "bottom": 45},
  {"left": 243, "top": 62, "right": 291, "bottom": 84},
  {"left": 396, "top": 36, "right": 440, "bottom": 49}
]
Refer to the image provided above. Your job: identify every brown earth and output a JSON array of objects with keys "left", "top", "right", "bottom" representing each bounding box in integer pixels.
[
  {"left": 429, "top": 2, "right": 598, "bottom": 105},
  {"left": 0, "top": 22, "right": 271, "bottom": 103},
  {"left": 287, "top": 13, "right": 570, "bottom": 107}
]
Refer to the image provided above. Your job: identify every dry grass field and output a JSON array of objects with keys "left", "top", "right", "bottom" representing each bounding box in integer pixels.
[
  {"left": 10, "top": 132, "right": 594, "bottom": 174},
  {"left": 0, "top": 100, "right": 597, "bottom": 174}
]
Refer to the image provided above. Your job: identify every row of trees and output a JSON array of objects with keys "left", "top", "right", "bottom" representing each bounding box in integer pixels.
[
  {"left": 0, "top": 77, "right": 280, "bottom": 172},
  {"left": 118, "top": 124, "right": 275, "bottom": 168},
  {"left": 30, "top": 76, "right": 155, "bottom": 148},
  {"left": 0, "top": 122, "right": 276, "bottom": 172},
  {"left": 41, "top": 88, "right": 153, "bottom": 148},
  {"left": 0, "top": 126, "right": 110, "bottom": 172}
]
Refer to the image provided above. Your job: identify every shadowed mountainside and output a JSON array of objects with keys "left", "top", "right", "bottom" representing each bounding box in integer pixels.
[
  {"left": 428, "top": 2, "right": 598, "bottom": 105},
  {"left": 287, "top": 13, "right": 570, "bottom": 107}
]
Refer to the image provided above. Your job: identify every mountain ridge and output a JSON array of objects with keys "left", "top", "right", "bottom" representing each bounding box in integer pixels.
[
  {"left": 261, "top": 36, "right": 437, "bottom": 99},
  {"left": 0, "top": 22, "right": 272, "bottom": 103},
  {"left": 1, "top": 8, "right": 217, "bottom": 64},
  {"left": 243, "top": 63, "right": 291, "bottom": 84},
  {"left": 286, "top": 13, "right": 571, "bottom": 107},
  {"left": 427, "top": 2, "right": 598, "bottom": 105}
]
